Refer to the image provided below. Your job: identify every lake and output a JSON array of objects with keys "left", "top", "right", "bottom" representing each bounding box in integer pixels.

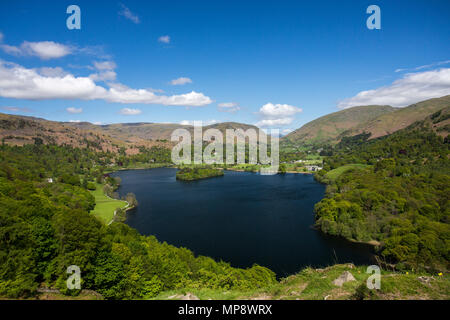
[{"left": 112, "top": 168, "right": 375, "bottom": 277}]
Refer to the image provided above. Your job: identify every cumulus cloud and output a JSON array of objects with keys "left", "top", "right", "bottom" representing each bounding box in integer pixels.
[
  {"left": 119, "top": 108, "right": 142, "bottom": 115},
  {"left": 66, "top": 107, "right": 82, "bottom": 114},
  {"left": 89, "top": 60, "right": 117, "bottom": 82},
  {"left": 256, "top": 118, "right": 293, "bottom": 127},
  {"left": 180, "top": 119, "right": 218, "bottom": 126},
  {"left": 158, "top": 35, "right": 170, "bottom": 44},
  {"left": 170, "top": 77, "right": 192, "bottom": 85},
  {"left": 69, "top": 119, "right": 81, "bottom": 123},
  {"left": 255, "top": 103, "right": 302, "bottom": 128},
  {"left": 93, "top": 61, "right": 117, "bottom": 71},
  {"left": 89, "top": 70, "right": 117, "bottom": 82},
  {"left": 0, "top": 61, "right": 212, "bottom": 107},
  {"left": 119, "top": 4, "right": 140, "bottom": 24},
  {"left": 38, "top": 67, "right": 68, "bottom": 77},
  {"left": 218, "top": 102, "right": 240, "bottom": 113},
  {"left": 0, "top": 41, "right": 72, "bottom": 59},
  {"left": 338, "top": 68, "right": 450, "bottom": 109}
]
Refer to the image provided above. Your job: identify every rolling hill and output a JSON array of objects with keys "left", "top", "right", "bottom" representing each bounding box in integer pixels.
[
  {"left": 67, "top": 121, "right": 267, "bottom": 143},
  {"left": 0, "top": 113, "right": 123, "bottom": 152},
  {"left": 282, "top": 95, "right": 450, "bottom": 146},
  {"left": 282, "top": 105, "right": 395, "bottom": 146},
  {"left": 0, "top": 113, "right": 266, "bottom": 154}
]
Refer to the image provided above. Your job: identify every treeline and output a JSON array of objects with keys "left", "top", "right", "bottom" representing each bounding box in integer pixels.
[
  {"left": 0, "top": 144, "right": 276, "bottom": 299},
  {"left": 176, "top": 166, "right": 224, "bottom": 181},
  {"left": 313, "top": 121, "right": 449, "bottom": 272}
]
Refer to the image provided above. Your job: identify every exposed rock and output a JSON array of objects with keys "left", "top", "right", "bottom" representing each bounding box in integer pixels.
[
  {"left": 332, "top": 271, "right": 356, "bottom": 287},
  {"left": 181, "top": 293, "right": 200, "bottom": 300},
  {"left": 417, "top": 276, "right": 434, "bottom": 285}
]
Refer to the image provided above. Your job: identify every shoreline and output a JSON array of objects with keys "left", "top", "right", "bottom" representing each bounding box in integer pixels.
[{"left": 109, "top": 164, "right": 380, "bottom": 264}]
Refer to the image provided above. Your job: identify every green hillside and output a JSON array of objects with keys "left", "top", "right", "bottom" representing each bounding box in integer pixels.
[
  {"left": 282, "top": 95, "right": 450, "bottom": 147},
  {"left": 282, "top": 105, "right": 394, "bottom": 146},
  {"left": 347, "top": 95, "right": 450, "bottom": 139}
]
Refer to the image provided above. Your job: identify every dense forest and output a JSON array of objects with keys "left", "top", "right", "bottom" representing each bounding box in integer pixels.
[
  {"left": 0, "top": 143, "right": 276, "bottom": 299},
  {"left": 314, "top": 113, "right": 449, "bottom": 272}
]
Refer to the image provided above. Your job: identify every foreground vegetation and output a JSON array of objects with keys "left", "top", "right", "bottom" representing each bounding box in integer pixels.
[
  {"left": 314, "top": 111, "right": 450, "bottom": 272},
  {"left": 1, "top": 106, "right": 448, "bottom": 300},
  {"left": 154, "top": 263, "right": 449, "bottom": 300},
  {"left": 0, "top": 144, "right": 276, "bottom": 299}
]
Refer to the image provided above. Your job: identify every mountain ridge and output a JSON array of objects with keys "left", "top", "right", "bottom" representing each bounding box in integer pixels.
[{"left": 282, "top": 95, "right": 450, "bottom": 146}]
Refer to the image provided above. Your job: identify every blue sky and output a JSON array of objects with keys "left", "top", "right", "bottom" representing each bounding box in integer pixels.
[{"left": 0, "top": 0, "right": 449, "bottom": 133}]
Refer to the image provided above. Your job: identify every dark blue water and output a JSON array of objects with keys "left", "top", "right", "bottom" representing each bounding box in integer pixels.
[{"left": 113, "top": 168, "right": 374, "bottom": 276}]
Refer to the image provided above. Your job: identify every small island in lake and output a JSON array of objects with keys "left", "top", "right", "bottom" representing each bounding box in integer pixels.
[{"left": 176, "top": 166, "right": 224, "bottom": 181}]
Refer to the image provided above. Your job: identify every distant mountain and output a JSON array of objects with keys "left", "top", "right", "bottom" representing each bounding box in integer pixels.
[
  {"left": 0, "top": 113, "right": 123, "bottom": 152},
  {"left": 67, "top": 121, "right": 266, "bottom": 142},
  {"left": 0, "top": 113, "right": 266, "bottom": 153},
  {"left": 283, "top": 95, "right": 450, "bottom": 146},
  {"left": 282, "top": 105, "right": 394, "bottom": 145},
  {"left": 409, "top": 105, "right": 450, "bottom": 138},
  {"left": 345, "top": 95, "right": 450, "bottom": 139}
]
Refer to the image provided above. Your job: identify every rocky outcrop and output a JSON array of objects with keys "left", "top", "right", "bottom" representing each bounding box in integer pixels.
[{"left": 332, "top": 271, "right": 356, "bottom": 287}]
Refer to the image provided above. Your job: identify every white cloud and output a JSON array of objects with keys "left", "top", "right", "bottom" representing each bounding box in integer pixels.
[
  {"left": 107, "top": 87, "right": 211, "bottom": 106},
  {"left": 255, "top": 103, "right": 302, "bottom": 128},
  {"left": 69, "top": 119, "right": 81, "bottom": 123},
  {"left": 119, "top": 4, "right": 140, "bottom": 24},
  {"left": 338, "top": 68, "right": 450, "bottom": 109},
  {"left": 38, "top": 67, "right": 68, "bottom": 77},
  {"left": 1, "top": 106, "right": 31, "bottom": 113},
  {"left": 218, "top": 102, "right": 240, "bottom": 113},
  {"left": 119, "top": 108, "right": 142, "bottom": 115},
  {"left": 89, "top": 60, "right": 117, "bottom": 81},
  {"left": 66, "top": 107, "right": 82, "bottom": 114},
  {"left": 158, "top": 35, "right": 170, "bottom": 44},
  {"left": 89, "top": 70, "right": 117, "bottom": 81},
  {"left": 256, "top": 118, "right": 293, "bottom": 127},
  {"left": 0, "top": 61, "right": 212, "bottom": 107},
  {"left": 170, "top": 77, "right": 192, "bottom": 85},
  {"left": 93, "top": 61, "right": 116, "bottom": 70},
  {"left": 93, "top": 121, "right": 103, "bottom": 125},
  {"left": 0, "top": 32, "right": 3, "bottom": 43},
  {"left": 1, "top": 41, "right": 72, "bottom": 59},
  {"left": 180, "top": 119, "right": 218, "bottom": 126},
  {"left": 395, "top": 60, "right": 450, "bottom": 73}
]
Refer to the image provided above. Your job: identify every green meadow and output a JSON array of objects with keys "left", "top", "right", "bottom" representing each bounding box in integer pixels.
[{"left": 89, "top": 183, "right": 128, "bottom": 223}]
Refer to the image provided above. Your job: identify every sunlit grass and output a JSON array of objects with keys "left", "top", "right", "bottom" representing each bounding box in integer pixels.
[{"left": 89, "top": 183, "right": 127, "bottom": 223}]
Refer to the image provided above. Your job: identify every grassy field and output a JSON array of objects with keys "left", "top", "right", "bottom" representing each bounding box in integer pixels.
[
  {"left": 89, "top": 183, "right": 127, "bottom": 224},
  {"left": 325, "top": 164, "right": 370, "bottom": 181}
]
